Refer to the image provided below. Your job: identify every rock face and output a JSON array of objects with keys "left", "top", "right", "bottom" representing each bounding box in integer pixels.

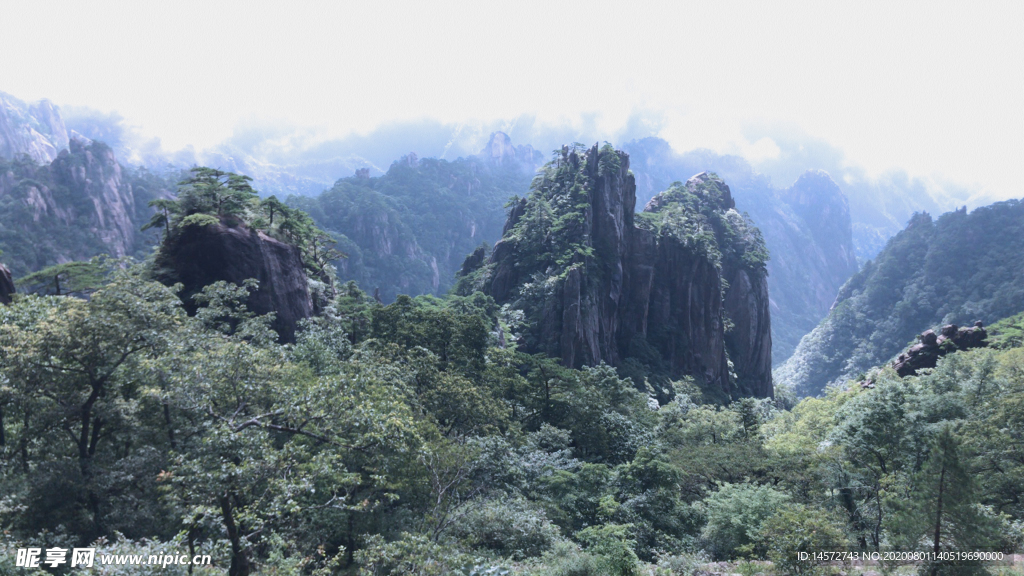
[
  {"left": 893, "top": 322, "right": 988, "bottom": 376},
  {"left": 0, "top": 263, "right": 14, "bottom": 305},
  {"left": 158, "top": 221, "right": 313, "bottom": 342},
  {"left": 0, "top": 92, "right": 69, "bottom": 164},
  {"left": 623, "top": 139, "right": 859, "bottom": 363},
  {"left": 479, "top": 145, "right": 773, "bottom": 399},
  {"left": 0, "top": 136, "right": 155, "bottom": 275}
]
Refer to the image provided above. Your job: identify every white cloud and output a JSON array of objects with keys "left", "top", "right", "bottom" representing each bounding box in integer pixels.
[{"left": 1, "top": 0, "right": 1021, "bottom": 198}]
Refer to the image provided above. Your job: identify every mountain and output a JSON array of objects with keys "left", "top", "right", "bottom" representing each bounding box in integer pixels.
[
  {"left": 624, "top": 138, "right": 859, "bottom": 362},
  {"left": 0, "top": 91, "right": 69, "bottom": 164},
  {"left": 0, "top": 92, "right": 176, "bottom": 276},
  {"left": 776, "top": 199, "right": 1024, "bottom": 396},
  {"left": 288, "top": 133, "right": 538, "bottom": 302},
  {"left": 0, "top": 136, "right": 171, "bottom": 276},
  {"left": 461, "top": 144, "right": 773, "bottom": 400}
]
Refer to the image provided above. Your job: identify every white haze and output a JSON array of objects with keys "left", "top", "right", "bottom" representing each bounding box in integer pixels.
[{"left": 1, "top": 1, "right": 1022, "bottom": 202}]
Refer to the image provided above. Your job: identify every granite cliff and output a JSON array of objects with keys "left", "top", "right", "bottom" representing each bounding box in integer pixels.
[
  {"left": 0, "top": 136, "right": 168, "bottom": 275},
  {"left": 0, "top": 91, "right": 69, "bottom": 165},
  {"left": 156, "top": 219, "right": 313, "bottom": 343},
  {"left": 467, "top": 144, "right": 773, "bottom": 400},
  {"left": 625, "top": 138, "right": 859, "bottom": 363}
]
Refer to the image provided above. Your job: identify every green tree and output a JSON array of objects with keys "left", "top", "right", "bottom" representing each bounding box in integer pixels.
[
  {"left": 889, "top": 425, "right": 999, "bottom": 575},
  {"left": 0, "top": 267, "right": 184, "bottom": 540}
]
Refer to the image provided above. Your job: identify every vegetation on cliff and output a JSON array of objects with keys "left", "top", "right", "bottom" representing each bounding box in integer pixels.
[{"left": 463, "top": 144, "right": 772, "bottom": 401}]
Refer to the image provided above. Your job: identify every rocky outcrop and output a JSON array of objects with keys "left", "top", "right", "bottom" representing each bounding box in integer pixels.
[
  {"left": 51, "top": 137, "right": 138, "bottom": 257},
  {"left": 157, "top": 221, "right": 313, "bottom": 342},
  {"left": 893, "top": 322, "right": 988, "bottom": 376},
  {"left": 0, "top": 92, "right": 69, "bottom": 164},
  {"left": 0, "top": 263, "right": 14, "bottom": 305},
  {"left": 480, "top": 145, "right": 773, "bottom": 399},
  {"left": 0, "top": 136, "right": 149, "bottom": 275},
  {"left": 479, "top": 132, "right": 543, "bottom": 173},
  {"left": 623, "top": 139, "right": 859, "bottom": 364}
]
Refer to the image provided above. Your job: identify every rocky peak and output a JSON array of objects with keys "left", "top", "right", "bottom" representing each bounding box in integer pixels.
[
  {"left": 479, "top": 132, "right": 544, "bottom": 172},
  {"left": 0, "top": 92, "right": 70, "bottom": 164},
  {"left": 477, "top": 144, "right": 773, "bottom": 400},
  {"left": 481, "top": 132, "right": 516, "bottom": 165}
]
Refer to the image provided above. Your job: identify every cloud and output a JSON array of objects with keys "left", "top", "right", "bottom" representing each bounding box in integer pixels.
[{"left": 1, "top": 1, "right": 1020, "bottom": 200}]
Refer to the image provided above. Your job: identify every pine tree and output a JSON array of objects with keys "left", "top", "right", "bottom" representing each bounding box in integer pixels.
[{"left": 890, "top": 424, "right": 998, "bottom": 575}]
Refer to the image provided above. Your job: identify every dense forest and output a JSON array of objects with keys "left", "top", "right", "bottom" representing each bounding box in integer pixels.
[{"left": 2, "top": 151, "right": 1024, "bottom": 575}]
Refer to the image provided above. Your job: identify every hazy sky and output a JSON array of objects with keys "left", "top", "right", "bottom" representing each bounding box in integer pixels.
[{"left": 2, "top": 1, "right": 1022, "bottom": 198}]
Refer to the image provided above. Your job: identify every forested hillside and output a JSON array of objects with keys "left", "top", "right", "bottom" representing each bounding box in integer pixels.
[
  {"left": 777, "top": 200, "right": 1024, "bottom": 396},
  {"left": 287, "top": 137, "right": 537, "bottom": 302},
  {"left": 2, "top": 211, "right": 1022, "bottom": 575}
]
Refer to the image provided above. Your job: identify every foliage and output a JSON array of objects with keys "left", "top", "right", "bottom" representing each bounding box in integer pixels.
[
  {"left": 2, "top": 250, "right": 1024, "bottom": 575},
  {"left": 14, "top": 257, "right": 110, "bottom": 296},
  {"left": 699, "top": 482, "right": 790, "bottom": 560},
  {"left": 753, "top": 504, "right": 849, "bottom": 575}
]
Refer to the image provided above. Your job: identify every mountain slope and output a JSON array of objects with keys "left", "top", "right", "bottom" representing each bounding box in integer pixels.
[
  {"left": 0, "top": 137, "right": 171, "bottom": 275},
  {"left": 288, "top": 134, "right": 537, "bottom": 302},
  {"left": 776, "top": 199, "right": 1024, "bottom": 396}
]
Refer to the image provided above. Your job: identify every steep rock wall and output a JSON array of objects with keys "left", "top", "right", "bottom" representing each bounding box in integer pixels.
[
  {"left": 0, "top": 137, "right": 152, "bottom": 275},
  {"left": 158, "top": 221, "right": 313, "bottom": 342},
  {"left": 480, "top": 145, "right": 773, "bottom": 399}
]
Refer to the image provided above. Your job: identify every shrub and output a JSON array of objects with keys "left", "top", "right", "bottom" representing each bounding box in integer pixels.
[
  {"left": 699, "top": 483, "right": 789, "bottom": 560},
  {"left": 449, "top": 497, "right": 561, "bottom": 560},
  {"left": 753, "top": 504, "right": 848, "bottom": 576}
]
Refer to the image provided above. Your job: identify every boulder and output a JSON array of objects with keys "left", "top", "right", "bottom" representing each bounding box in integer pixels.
[
  {"left": 893, "top": 322, "right": 988, "bottom": 377},
  {"left": 158, "top": 220, "right": 313, "bottom": 343}
]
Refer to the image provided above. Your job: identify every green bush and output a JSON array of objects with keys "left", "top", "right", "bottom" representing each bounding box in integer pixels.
[
  {"left": 699, "top": 482, "right": 789, "bottom": 560},
  {"left": 575, "top": 523, "right": 642, "bottom": 576},
  {"left": 753, "top": 504, "right": 848, "bottom": 576},
  {"left": 449, "top": 497, "right": 561, "bottom": 560}
]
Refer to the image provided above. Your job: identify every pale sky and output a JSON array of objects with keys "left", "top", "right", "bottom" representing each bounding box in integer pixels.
[{"left": 2, "top": 1, "right": 1022, "bottom": 199}]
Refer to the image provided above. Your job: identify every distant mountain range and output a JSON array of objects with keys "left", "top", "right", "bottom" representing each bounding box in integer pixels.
[{"left": 2, "top": 89, "right": 1003, "bottom": 367}]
